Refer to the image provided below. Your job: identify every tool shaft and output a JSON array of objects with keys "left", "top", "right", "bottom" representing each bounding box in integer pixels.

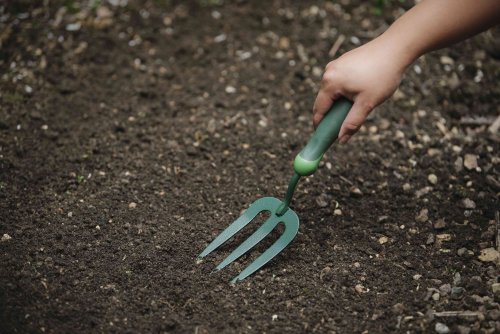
[{"left": 276, "top": 172, "right": 301, "bottom": 216}]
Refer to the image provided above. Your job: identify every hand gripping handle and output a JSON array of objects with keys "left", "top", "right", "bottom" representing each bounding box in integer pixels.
[{"left": 293, "top": 97, "right": 353, "bottom": 176}]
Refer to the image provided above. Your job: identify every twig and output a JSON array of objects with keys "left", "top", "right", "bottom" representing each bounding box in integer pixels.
[
  {"left": 328, "top": 34, "right": 346, "bottom": 58},
  {"left": 459, "top": 116, "right": 495, "bottom": 126},
  {"left": 496, "top": 210, "right": 499, "bottom": 253},
  {"left": 433, "top": 311, "right": 482, "bottom": 318},
  {"left": 338, "top": 175, "right": 353, "bottom": 186}
]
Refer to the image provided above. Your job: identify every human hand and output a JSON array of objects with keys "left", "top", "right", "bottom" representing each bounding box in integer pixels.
[{"left": 313, "top": 39, "right": 410, "bottom": 143}]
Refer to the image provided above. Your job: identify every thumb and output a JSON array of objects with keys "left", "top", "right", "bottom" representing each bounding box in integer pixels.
[{"left": 338, "top": 98, "right": 374, "bottom": 144}]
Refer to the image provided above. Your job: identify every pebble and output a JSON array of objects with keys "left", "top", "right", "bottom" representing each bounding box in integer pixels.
[
  {"left": 432, "top": 292, "right": 440, "bottom": 301},
  {"left": 129, "top": 202, "right": 137, "bottom": 209},
  {"left": 453, "top": 272, "right": 462, "bottom": 286},
  {"left": 478, "top": 248, "right": 499, "bottom": 262},
  {"left": 456, "top": 325, "right": 470, "bottom": 334},
  {"left": 350, "top": 187, "right": 363, "bottom": 197},
  {"left": 413, "top": 274, "right": 422, "bottom": 280},
  {"left": 1, "top": 234, "right": 12, "bottom": 242},
  {"left": 428, "top": 174, "right": 438, "bottom": 185},
  {"left": 355, "top": 284, "right": 367, "bottom": 293},
  {"left": 434, "top": 219, "right": 447, "bottom": 230},
  {"left": 416, "top": 208, "right": 429, "bottom": 223},
  {"left": 392, "top": 303, "right": 404, "bottom": 314},
  {"left": 492, "top": 283, "right": 500, "bottom": 293},
  {"left": 436, "top": 234, "right": 451, "bottom": 242},
  {"left": 454, "top": 157, "right": 463, "bottom": 172},
  {"left": 415, "top": 187, "right": 433, "bottom": 198},
  {"left": 333, "top": 209, "right": 342, "bottom": 216},
  {"left": 463, "top": 154, "right": 478, "bottom": 170},
  {"left": 440, "top": 56, "right": 454, "bottom": 65},
  {"left": 66, "top": 22, "right": 81, "bottom": 31},
  {"left": 350, "top": 36, "right": 360, "bottom": 45},
  {"left": 225, "top": 86, "right": 236, "bottom": 94},
  {"left": 457, "top": 248, "right": 467, "bottom": 256},
  {"left": 462, "top": 198, "right": 476, "bottom": 209},
  {"left": 402, "top": 183, "right": 411, "bottom": 191},
  {"left": 214, "top": 33, "right": 227, "bottom": 43},
  {"left": 378, "top": 236, "right": 389, "bottom": 244},
  {"left": 439, "top": 283, "right": 451, "bottom": 296},
  {"left": 315, "top": 194, "right": 329, "bottom": 208},
  {"left": 435, "top": 322, "right": 450, "bottom": 334}
]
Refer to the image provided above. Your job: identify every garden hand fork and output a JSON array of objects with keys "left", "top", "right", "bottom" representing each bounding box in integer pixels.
[{"left": 199, "top": 98, "right": 353, "bottom": 283}]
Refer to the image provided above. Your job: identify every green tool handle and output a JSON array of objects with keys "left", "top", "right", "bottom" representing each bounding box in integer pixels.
[{"left": 293, "top": 97, "right": 353, "bottom": 176}]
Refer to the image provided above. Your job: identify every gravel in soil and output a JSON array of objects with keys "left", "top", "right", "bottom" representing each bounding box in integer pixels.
[{"left": 0, "top": 1, "right": 499, "bottom": 333}]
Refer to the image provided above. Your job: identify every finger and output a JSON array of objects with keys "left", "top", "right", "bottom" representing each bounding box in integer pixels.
[
  {"left": 338, "top": 97, "right": 373, "bottom": 144},
  {"left": 312, "top": 89, "right": 339, "bottom": 129}
]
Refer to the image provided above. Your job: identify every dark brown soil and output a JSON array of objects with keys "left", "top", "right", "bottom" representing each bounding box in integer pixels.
[{"left": 1, "top": 1, "right": 499, "bottom": 333}]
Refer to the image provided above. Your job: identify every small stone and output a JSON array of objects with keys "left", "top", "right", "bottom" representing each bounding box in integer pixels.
[
  {"left": 392, "top": 303, "right": 404, "bottom": 314},
  {"left": 402, "top": 183, "right": 411, "bottom": 191},
  {"left": 278, "top": 37, "right": 290, "bottom": 49},
  {"left": 350, "top": 187, "right": 363, "bottom": 197},
  {"left": 478, "top": 248, "right": 500, "bottom": 263},
  {"left": 95, "top": 225, "right": 101, "bottom": 231},
  {"left": 450, "top": 286, "right": 465, "bottom": 300},
  {"left": 491, "top": 283, "right": 500, "bottom": 293},
  {"left": 413, "top": 274, "right": 422, "bottom": 280},
  {"left": 416, "top": 209, "right": 429, "bottom": 223},
  {"left": 333, "top": 209, "right": 342, "bottom": 216},
  {"left": 315, "top": 194, "right": 329, "bottom": 208},
  {"left": 271, "top": 314, "right": 278, "bottom": 321},
  {"left": 440, "top": 56, "right": 454, "bottom": 65},
  {"left": 355, "top": 284, "right": 367, "bottom": 294},
  {"left": 435, "top": 322, "right": 450, "bottom": 334},
  {"left": 426, "top": 234, "right": 435, "bottom": 245},
  {"left": 66, "top": 22, "right": 81, "bottom": 31},
  {"left": 432, "top": 292, "right": 440, "bottom": 301},
  {"left": 415, "top": 186, "right": 433, "bottom": 198},
  {"left": 350, "top": 36, "right": 360, "bottom": 45},
  {"left": 462, "top": 198, "right": 476, "bottom": 209},
  {"left": 463, "top": 154, "right": 478, "bottom": 170},
  {"left": 225, "top": 86, "right": 236, "bottom": 94},
  {"left": 428, "top": 174, "right": 438, "bottom": 185},
  {"left": 439, "top": 283, "right": 452, "bottom": 296},
  {"left": 454, "top": 157, "right": 463, "bottom": 172},
  {"left": 457, "top": 248, "right": 467, "bottom": 256},
  {"left": 436, "top": 234, "right": 451, "bottom": 242},
  {"left": 453, "top": 272, "right": 462, "bottom": 286},
  {"left": 67, "top": 212, "right": 73, "bottom": 217},
  {"left": 378, "top": 236, "right": 389, "bottom": 244},
  {"left": 434, "top": 219, "right": 447, "bottom": 230},
  {"left": 129, "top": 202, "right": 137, "bottom": 209},
  {"left": 214, "top": 33, "right": 227, "bottom": 43},
  {"left": 1, "top": 234, "right": 12, "bottom": 242},
  {"left": 456, "top": 325, "right": 471, "bottom": 334}
]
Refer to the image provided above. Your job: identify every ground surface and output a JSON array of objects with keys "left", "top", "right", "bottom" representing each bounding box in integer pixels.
[{"left": 1, "top": 1, "right": 499, "bottom": 333}]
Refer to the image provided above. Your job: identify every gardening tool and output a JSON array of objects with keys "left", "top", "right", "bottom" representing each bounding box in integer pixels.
[{"left": 198, "top": 98, "right": 353, "bottom": 283}]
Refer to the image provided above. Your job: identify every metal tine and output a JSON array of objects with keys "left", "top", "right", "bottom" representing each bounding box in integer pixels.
[
  {"left": 231, "top": 213, "right": 299, "bottom": 284},
  {"left": 214, "top": 214, "right": 280, "bottom": 272},
  {"left": 198, "top": 197, "right": 274, "bottom": 258}
]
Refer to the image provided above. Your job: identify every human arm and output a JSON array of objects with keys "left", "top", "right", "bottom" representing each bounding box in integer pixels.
[{"left": 313, "top": 0, "right": 500, "bottom": 143}]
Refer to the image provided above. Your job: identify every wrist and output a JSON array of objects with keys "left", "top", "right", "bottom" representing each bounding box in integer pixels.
[{"left": 374, "top": 31, "right": 421, "bottom": 70}]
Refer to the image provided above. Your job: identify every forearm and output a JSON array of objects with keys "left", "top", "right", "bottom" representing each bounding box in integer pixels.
[{"left": 376, "top": 0, "right": 500, "bottom": 67}]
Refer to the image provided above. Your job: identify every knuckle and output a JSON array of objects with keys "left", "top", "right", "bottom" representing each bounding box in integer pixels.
[{"left": 320, "top": 72, "right": 335, "bottom": 88}]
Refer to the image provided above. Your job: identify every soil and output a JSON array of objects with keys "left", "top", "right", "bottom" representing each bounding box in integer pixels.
[{"left": 1, "top": 1, "right": 499, "bottom": 333}]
